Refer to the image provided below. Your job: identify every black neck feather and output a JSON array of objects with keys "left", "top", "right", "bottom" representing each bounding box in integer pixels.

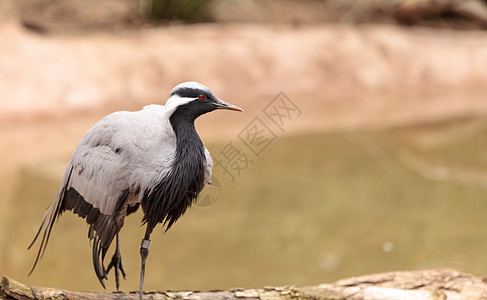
[{"left": 142, "top": 103, "right": 206, "bottom": 232}]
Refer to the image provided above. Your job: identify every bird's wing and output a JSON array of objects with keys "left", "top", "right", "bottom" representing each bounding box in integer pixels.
[
  {"left": 67, "top": 105, "right": 174, "bottom": 216},
  {"left": 28, "top": 116, "right": 133, "bottom": 278}
]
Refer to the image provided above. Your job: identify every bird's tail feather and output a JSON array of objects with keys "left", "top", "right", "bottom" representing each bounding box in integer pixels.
[
  {"left": 27, "top": 207, "right": 49, "bottom": 250},
  {"left": 92, "top": 236, "right": 108, "bottom": 289},
  {"left": 27, "top": 166, "right": 73, "bottom": 275}
]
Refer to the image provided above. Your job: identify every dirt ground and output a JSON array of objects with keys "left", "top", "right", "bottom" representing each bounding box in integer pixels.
[{"left": 1, "top": 20, "right": 487, "bottom": 278}]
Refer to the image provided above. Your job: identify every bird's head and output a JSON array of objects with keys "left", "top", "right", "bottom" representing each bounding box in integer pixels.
[{"left": 165, "top": 81, "right": 243, "bottom": 121}]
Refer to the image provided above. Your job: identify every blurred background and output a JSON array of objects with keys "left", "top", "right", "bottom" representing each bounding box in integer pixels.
[{"left": 2, "top": 0, "right": 487, "bottom": 294}]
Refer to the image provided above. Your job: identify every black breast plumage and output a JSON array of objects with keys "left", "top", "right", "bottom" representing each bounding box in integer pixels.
[{"left": 141, "top": 102, "right": 206, "bottom": 233}]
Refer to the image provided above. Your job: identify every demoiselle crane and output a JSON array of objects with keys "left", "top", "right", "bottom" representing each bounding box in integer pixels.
[{"left": 28, "top": 81, "right": 243, "bottom": 298}]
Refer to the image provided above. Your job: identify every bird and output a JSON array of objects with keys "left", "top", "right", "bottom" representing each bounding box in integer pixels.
[{"left": 28, "top": 81, "right": 243, "bottom": 299}]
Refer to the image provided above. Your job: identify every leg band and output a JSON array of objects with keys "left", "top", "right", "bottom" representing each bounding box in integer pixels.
[{"left": 141, "top": 239, "right": 151, "bottom": 249}]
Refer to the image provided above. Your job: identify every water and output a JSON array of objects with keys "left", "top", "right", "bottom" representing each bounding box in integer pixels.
[{"left": 3, "top": 116, "right": 487, "bottom": 292}]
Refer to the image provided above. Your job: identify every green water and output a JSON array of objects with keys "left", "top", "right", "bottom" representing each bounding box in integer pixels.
[{"left": 4, "top": 116, "right": 487, "bottom": 292}]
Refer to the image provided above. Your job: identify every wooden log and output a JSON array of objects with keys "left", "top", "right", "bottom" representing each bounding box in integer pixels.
[
  {"left": 2, "top": 269, "right": 487, "bottom": 300},
  {"left": 393, "top": 0, "right": 487, "bottom": 26}
]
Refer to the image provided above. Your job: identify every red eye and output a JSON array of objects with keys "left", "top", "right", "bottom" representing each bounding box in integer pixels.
[{"left": 198, "top": 94, "right": 206, "bottom": 100}]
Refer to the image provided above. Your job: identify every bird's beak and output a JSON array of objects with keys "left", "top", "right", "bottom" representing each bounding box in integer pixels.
[{"left": 215, "top": 99, "right": 244, "bottom": 112}]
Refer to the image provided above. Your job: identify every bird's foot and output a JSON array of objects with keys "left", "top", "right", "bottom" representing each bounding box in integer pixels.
[{"left": 106, "top": 247, "right": 126, "bottom": 291}]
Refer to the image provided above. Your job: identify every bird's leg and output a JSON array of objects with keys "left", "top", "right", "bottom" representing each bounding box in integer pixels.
[
  {"left": 139, "top": 228, "right": 152, "bottom": 300},
  {"left": 106, "top": 234, "right": 126, "bottom": 291}
]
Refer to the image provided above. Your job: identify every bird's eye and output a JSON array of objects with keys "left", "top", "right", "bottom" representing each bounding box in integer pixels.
[{"left": 198, "top": 94, "right": 206, "bottom": 100}]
